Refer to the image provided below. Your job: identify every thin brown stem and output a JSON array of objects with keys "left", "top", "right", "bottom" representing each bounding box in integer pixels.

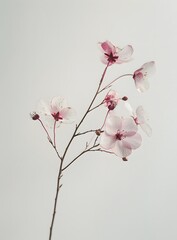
[
  {"left": 49, "top": 158, "right": 63, "bottom": 240},
  {"left": 89, "top": 101, "right": 104, "bottom": 112},
  {"left": 100, "top": 110, "right": 110, "bottom": 130},
  {"left": 74, "top": 63, "right": 110, "bottom": 131},
  {"left": 53, "top": 120, "right": 57, "bottom": 147},
  {"left": 62, "top": 144, "right": 99, "bottom": 171},
  {"left": 38, "top": 119, "right": 52, "bottom": 144},
  {"left": 61, "top": 63, "right": 109, "bottom": 161},
  {"left": 99, "top": 73, "right": 133, "bottom": 93},
  {"left": 89, "top": 148, "right": 115, "bottom": 155},
  {"left": 53, "top": 145, "right": 62, "bottom": 161},
  {"left": 75, "top": 129, "right": 97, "bottom": 136},
  {"left": 48, "top": 63, "right": 109, "bottom": 240}
]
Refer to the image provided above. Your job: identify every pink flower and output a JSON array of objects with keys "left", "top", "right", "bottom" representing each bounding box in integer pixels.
[
  {"left": 38, "top": 97, "right": 76, "bottom": 127},
  {"left": 133, "top": 61, "right": 155, "bottom": 92},
  {"left": 100, "top": 115, "right": 142, "bottom": 158},
  {"left": 125, "top": 103, "right": 152, "bottom": 136},
  {"left": 100, "top": 41, "right": 133, "bottom": 65},
  {"left": 103, "top": 90, "right": 119, "bottom": 110}
]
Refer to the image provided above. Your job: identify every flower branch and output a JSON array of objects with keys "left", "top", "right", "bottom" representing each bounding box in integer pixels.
[
  {"left": 49, "top": 157, "right": 63, "bottom": 240},
  {"left": 89, "top": 101, "right": 104, "bottom": 112},
  {"left": 30, "top": 40, "right": 155, "bottom": 240},
  {"left": 62, "top": 144, "right": 99, "bottom": 171},
  {"left": 99, "top": 73, "right": 133, "bottom": 93},
  {"left": 75, "top": 129, "right": 98, "bottom": 137}
]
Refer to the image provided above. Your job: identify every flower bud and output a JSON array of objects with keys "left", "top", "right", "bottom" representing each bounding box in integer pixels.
[
  {"left": 30, "top": 112, "right": 40, "bottom": 120},
  {"left": 108, "top": 101, "right": 117, "bottom": 110},
  {"left": 122, "top": 96, "right": 128, "bottom": 101},
  {"left": 95, "top": 129, "right": 101, "bottom": 136}
]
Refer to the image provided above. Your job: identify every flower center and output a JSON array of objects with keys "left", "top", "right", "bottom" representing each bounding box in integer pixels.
[
  {"left": 104, "top": 52, "right": 118, "bottom": 63},
  {"left": 115, "top": 131, "right": 124, "bottom": 140},
  {"left": 52, "top": 112, "right": 63, "bottom": 121},
  {"left": 133, "top": 71, "right": 143, "bottom": 80}
]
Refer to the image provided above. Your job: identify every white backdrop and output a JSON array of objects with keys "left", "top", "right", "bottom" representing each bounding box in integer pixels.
[{"left": 1, "top": 0, "right": 177, "bottom": 239}]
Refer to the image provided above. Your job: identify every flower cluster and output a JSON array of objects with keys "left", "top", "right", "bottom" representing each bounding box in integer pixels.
[
  {"left": 31, "top": 40, "right": 155, "bottom": 160},
  {"left": 31, "top": 40, "right": 155, "bottom": 240}
]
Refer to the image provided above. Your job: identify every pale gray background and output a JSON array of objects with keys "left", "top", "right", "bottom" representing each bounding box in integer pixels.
[{"left": 1, "top": 0, "right": 177, "bottom": 239}]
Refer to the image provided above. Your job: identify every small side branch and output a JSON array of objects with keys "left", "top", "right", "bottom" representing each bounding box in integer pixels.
[
  {"left": 89, "top": 101, "right": 104, "bottom": 112},
  {"left": 89, "top": 148, "right": 115, "bottom": 155},
  {"left": 75, "top": 129, "right": 97, "bottom": 137},
  {"left": 99, "top": 74, "right": 133, "bottom": 93},
  {"left": 62, "top": 144, "right": 99, "bottom": 171}
]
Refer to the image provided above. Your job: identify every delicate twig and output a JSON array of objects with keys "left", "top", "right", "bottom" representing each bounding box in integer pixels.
[
  {"left": 99, "top": 73, "right": 133, "bottom": 93},
  {"left": 100, "top": 110, "right": 110, "bottom": 129},
  {"left": 38, "top": 119, "right": 53, "bottom": 144},
  {"left": 49, "top": 158, "right": 63, "bottom": 240},
  {"left": 89, "top": 148, "right": 115, "bottom": 155},
  {"left": 93, "top": 135, "right": 99, "bottom": 146},
  {"left": 48, "top": 63, "right": 110, "bottom": 240},
  {"left": 74, "top": 63, "right": 110, "bottom": 132},
  {"left": 89, "top": 101, "right": 104, "bottom": 112},
  {"left": 38, "top": 117, "right": 65, "bottom": 238},
  {"left": 62, "top": 144, "right": 99, "bottom": 171},
  {"left": 75, "top": 129, "right": 97, "bottom": 137},
  {"left": 38, "top": 119, "right": 62, "bottom": 161},
  {"left": 61, "top": 63, "right": 109, "bottom": 162},
  {"left": 53, "top": 120, "right": 57, "bottom": 147},
  {"left": 53, "top": 145, "right": 62, "bottom": 161}
]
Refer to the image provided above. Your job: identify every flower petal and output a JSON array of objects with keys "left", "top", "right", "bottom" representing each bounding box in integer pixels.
[
  {"left": 117, "top": 45, "right": 133, "bottom": 63},
  {"left": 141, "top": 61, "right": 156, "bottom": 77},
  {"left": 100, "top": 55, "right": 110, "bottom": 64},
  {"left": 100, "top": 41, "right": 115, "bottom": 54},
  {"left": 134, "top": 78, "right": 149, "bottom": 92},
  {"left": 140, "top": 123, "right": 152, "bottom": 137},
  {"left": 38, "top": 100, "right": 51, "bottom": 115},
  {"left": 100, "top": 132, "right": 116, "bottom": 149},
  {"left": 60, "top": 107, "right": 76, "bottom": 123},
  {"left": 123, "top": 132, "right": 142, "bottom": 149},
  {"left": 112, "top": 140, "right": 132, "bottom": 157},
  {"left": 124, "top": 102, "right": 135, "bottom": 117},
  {"left": 122, "top": 117, "right": 137, "bottom": 132},
  {"left": 136, "top": 106, "right": 147, "bottom": 123},
  {"left": 51, "top": 97, "right": 67, "bottom": 112},
  {"left": 42, "top": 115, "right": 61, "bottom": 128},
  {"left": 105, "top": 115, "right": 122, "bottom": 135}
]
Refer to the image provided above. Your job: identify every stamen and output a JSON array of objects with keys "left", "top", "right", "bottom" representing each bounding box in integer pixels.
[{"left": 52, "top": 112, "right": 63, "bottom": 121}]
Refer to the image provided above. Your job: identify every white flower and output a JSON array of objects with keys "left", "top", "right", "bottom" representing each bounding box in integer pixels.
[
  {"left": 38, "top": 97, "right": 76, "bottom": 127},
  {"left": 125, "top": 103, "right": 152, "bottom": 136}
]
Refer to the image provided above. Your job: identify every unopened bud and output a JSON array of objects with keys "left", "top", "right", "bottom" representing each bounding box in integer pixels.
[
  {"left": 95, "top": 129, "right": 101, "bottom": 136},
  {"left": 122, "top": 96, "right": 128, "bottom": 101},
  {"left": 30, "top": 112, "right": 40, "bottom": 120},
  {"left": 108, "top": 102, "right": 116, "bottom": 110}
]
